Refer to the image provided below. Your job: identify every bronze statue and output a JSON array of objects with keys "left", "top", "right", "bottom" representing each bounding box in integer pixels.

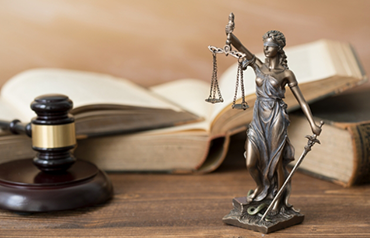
[{"left": 207, "top": 13, "right": 323, "bottom": 233}]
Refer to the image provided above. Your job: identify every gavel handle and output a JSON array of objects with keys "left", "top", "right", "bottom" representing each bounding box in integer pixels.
[{"left": 0, "top": 119, "right": 32, "bottom": 137}]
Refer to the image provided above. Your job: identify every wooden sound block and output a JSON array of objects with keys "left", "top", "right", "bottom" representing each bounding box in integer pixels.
[{"left": 0, "top": 159, "right": 113, "bottom": 212}]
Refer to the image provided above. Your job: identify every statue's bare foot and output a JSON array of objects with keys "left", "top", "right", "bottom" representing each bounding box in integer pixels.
[
  {"left": 246, "top": 186, "right": 263, "bottom": 203},
  {"left": 269, "top": 200, "right": 282, "bottom": 216}
]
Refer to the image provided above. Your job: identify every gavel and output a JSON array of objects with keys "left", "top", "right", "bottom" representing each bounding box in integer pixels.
[
  {"left": 0, "top": 94, "right": 77, "bottom": 172},
  {"left": 0, "top": 94, "right": 113, "bottom": 212}
]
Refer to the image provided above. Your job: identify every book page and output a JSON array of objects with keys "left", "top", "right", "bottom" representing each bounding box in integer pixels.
[
  {"left": 0, "top": 99, "right": 22, "bottom": 121},
  {"left": 210, "top": 40, "right": 338, "bottom": 121},
  {"left": 0, "top": 69, "right": 185, "bottom": 121},
  {"left": 150, "top": 79, "right": 212, "bottom": 132}
]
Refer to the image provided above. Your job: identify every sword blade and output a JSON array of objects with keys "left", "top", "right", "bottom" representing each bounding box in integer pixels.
[
  {"left": 259, "top": 148, "right": 309, "bottom": 222},
  {"left": 259, "top": 121, "right": 323, "bottom": 222}
]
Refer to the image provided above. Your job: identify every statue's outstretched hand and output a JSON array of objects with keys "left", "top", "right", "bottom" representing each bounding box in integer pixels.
[
  {"left": 225, "top": 24, "right": 234, "bottom": 35},
  {"left": 225, "top": 12, "right": 235, "bottom": 34},
  {"left": 225, "top": 13, "right": 235, "bottom": 45}
]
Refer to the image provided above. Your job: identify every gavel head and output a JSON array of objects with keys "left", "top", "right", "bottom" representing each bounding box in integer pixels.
[{"left": 30, "top": 94, "right": 77, "bottom": 173}]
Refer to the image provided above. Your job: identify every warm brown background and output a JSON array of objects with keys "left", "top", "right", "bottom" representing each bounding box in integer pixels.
[
  {"left": 1, "top": 1, "right": 370, "bottom": 237},
  {"left": 0, "top": 0, "right": 369, "bottom": 89}
]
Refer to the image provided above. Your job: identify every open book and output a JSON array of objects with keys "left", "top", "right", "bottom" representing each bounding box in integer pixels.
[
  {"left": 0, "top": 39, "right": 367, "bottom": 172},
  {"left": 0, "top": 70, "right": 201, "bottom": 137}
]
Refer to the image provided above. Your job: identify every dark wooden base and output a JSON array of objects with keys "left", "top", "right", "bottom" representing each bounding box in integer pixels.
[
  {"left": 223, "top": 197, "right": 304, "bottom": 234},
  {"left": 0, "top": 159, "right": 113, "bottom": 212}
]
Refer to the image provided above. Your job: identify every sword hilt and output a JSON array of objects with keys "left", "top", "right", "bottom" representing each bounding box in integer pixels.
[{"left": 305, "top": 121, "right": 324, "bottom": 150}]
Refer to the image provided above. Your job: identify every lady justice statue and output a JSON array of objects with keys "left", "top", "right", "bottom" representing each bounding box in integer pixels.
[{"left": 207, "top": 13, "right": 323, "bottom": 233}]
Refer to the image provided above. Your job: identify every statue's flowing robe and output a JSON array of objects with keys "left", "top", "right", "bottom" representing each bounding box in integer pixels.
[{"left": 247, "top": 63, "right": 295, "bottom": 204}]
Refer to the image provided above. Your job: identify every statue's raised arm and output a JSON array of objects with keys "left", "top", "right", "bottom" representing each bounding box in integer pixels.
[{"left": 224, "top": 13, "right": 261, "bottom": 68}]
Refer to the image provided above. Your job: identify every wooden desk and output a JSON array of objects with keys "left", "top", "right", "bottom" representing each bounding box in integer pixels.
[{"left": 1, "top": 133, "right": 370, "bottom": 237}]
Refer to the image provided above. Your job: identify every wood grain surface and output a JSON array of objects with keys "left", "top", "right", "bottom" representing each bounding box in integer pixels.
[{"left": 1, "top": 133, "right": 370, "bottom": 237}]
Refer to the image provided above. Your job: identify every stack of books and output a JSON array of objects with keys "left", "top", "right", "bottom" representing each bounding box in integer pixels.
[{"left": 0, "top": 39, "right": 367, "bottom": 186}]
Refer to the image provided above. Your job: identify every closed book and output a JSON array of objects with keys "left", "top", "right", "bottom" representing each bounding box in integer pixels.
[{"left": 289, "top": 91, "right": 370, "bottom": 186}]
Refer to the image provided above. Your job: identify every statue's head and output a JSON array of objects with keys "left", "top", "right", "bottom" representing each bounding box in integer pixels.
[
  {"left": 263, "top": 30, "right": 286, "bottom": 49},
  {"left": 262, "top": 30, "right": 288, "bottom": 69}
]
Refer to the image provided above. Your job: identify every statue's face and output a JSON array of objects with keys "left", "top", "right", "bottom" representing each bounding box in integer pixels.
[{"left": 263, "top": 38, "right": 279, "bottom": 59}]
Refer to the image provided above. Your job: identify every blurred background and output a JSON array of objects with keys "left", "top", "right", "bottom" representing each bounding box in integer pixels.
[{"left": 0, "top": 0, "right": 369, "bottom": 90}]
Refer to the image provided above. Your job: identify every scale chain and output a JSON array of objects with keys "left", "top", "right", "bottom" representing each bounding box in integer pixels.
[
  {"left": 215, "top": 76, "right": 223, "bottom": 102},
  {"left": 213, "top": 53, "right": 223, "bottom": 101},
  {"left": 208, "top": 53, "right": 216, "bottom": 99},
  {"left": 240, "top": 59, "right": 246, "bottom": 103},
  {"left": 232, "top": 60, "right": 240, "bottom": 107}
]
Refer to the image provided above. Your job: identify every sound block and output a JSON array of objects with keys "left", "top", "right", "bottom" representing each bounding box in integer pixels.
[
  {"left": 222, "top": 197, "right": 304, "bottom": 234},
  {"left": 0, "top": 159, "right": 113, "bottom": 212}
]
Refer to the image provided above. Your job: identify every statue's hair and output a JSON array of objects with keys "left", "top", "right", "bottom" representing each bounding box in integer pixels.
[{"left": 263, "top": 30, "right": 288, "bottom": 69}]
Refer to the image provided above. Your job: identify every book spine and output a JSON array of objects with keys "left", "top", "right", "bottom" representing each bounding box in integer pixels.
[{"left": 348, "top": 123, "right": 370, "bottom": 186}]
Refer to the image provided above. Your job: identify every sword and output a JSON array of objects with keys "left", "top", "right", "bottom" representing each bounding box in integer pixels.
[{"left": 260, "top": 121, "right": 324, "bottom": 222}]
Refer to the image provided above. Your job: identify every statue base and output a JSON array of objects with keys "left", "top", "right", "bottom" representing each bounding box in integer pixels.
[
  {"left": 222, "top": 196, "right": 304, "bottom": 234},
  {"left": 0, "top": 159, "right": 113, "bottom": 212}
]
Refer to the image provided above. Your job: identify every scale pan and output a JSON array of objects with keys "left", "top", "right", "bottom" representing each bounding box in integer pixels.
[
  {"left": 205, "top": 98, "right": 224, "bottom": 104},
  {"left": 232, "top": 102, "right": 249, "bottom": 110}
]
